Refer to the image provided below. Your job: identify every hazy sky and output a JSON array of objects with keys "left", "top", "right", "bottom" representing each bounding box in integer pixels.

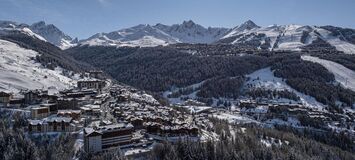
[{"left": 1, "top": 0, "right": 354, "bottom": 39}]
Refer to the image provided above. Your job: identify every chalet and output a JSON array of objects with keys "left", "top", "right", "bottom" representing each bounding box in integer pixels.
[
  {"left": 0, "top": 91, "right": 12, "bottom": 106},
  {"left": 31, "top": 106, "right": 50, "bottom": 119},
  {"left": 57, "top": 110, "right": 81, "bottom": 120},
  {"left": 24, "top": 90, "right": 41, "bottom": 104},
  {"left": 84, "top": 123, "right": 134, "bottom": 153},
  {"left": 57, "top": 98, "right": 79, "bottom": 110},
  {"left": 239, "top": 99, "right": 257, "bottom": 108},
  {"left": 77, "top": 78, "right": 105, "bottom": 90},
  {"left": 117, "top": 95, "right": 129, "bottom": 102},
  {"left": 40, "top": 103, "right": 58, "bottom": 113},
  {"left": 89, "top": 70, "right": 104, "bottom": 79},
  {"left": 80, "top": 104, "right": 101, "bottom": 116},
  {"left": 9, "top": 98, "right": 25, "bottom": 107},
  {"left": 38, "top": 91, "right": 58, "bottom": 102},
  {"left": 28, "top": 117, "right": 76, "bottom": 133},
  {"left": 130, "top": 117, "right": 144, "bottom": 129}
]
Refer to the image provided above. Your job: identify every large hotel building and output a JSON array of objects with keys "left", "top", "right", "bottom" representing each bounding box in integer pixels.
[{"left": 84, "top": 123, "right": 134, "bottom": 152}]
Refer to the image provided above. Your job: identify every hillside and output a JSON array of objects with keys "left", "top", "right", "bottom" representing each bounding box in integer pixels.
[
  {"left": 217, "top": 21, "right": 355, "bottom": 54},
  {"left": 66, "top": 43, "right": 355, "bottom": 110},
  {"left": 0, "top": 39, "right": 78, "bottom": 93},
  {"left": 0, "top": 32, "right": 92, "bottom": 93}
]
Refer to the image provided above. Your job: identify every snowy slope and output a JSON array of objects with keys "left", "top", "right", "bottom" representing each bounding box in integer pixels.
[
  {"left": 81, "top": 24, "right": 179, "bottom": 47},
  {"left": 301, "top": 55, "right": 355, "bottom": 92},
  {"left": 245, "top": 67, "right": 325, "bottom": 110},
  {"left": 220, "top": 22, "right": 317, "bottom": 51},
  {"left": 0, "top": 39, "right": 77, "bottom": 93},
  {"left": 314, "top": 28, "right": 355, "bottom": 54},
  {"left": 219, "top": 20, "right": 355, "bottom": 53},
  {"left": 222, "top": 20, "right": 260, "bottom": 38},
  {"left": 80, "top": 21, "right": 228, "bottom": 47},
  {"left": 276, "top": 25, "right": 316, "bottom": 51}
]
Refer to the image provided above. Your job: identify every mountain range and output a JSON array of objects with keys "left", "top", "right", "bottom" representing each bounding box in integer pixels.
[
  {"left": 0, "top": 20, "right": 76, "bottom": 49},
  {"left": 80, "top": 20, "right": 229, "bottom": 47},
  {"left": 1, "top": 20, "right": 355, "bottom": 54}
]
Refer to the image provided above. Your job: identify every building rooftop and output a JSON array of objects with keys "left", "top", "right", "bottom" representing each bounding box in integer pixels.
[
  {"left": 78, "top": 77, "right": 102, "bottom": 82},
  {"left": 0, "top": 91, "right": 11, "bottom": 97},
  {"left": 84, "top": 123, "right": 134, "bottom": 136},
  {"left": 28, "top": 116, "right": 72, "bottom": 125},
  {"left": 57, "top": 110, "right": 81, "bottom": 114}
]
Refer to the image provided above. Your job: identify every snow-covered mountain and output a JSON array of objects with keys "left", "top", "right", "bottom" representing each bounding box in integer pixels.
[
  {"left": 80, "top": 20, "right": 229, "bottom": 47},
  {"left": 218, "top": 20, "right": 355, "bottom": 54},
  {"left": 29, "top": 21, "right": 76, "bottom": 49},
  {"left": 81, "top": 24, "right": 179, "bottom": 47},
  {"left": 2, "top": 19, "right": 355, "bottom": 53},
  {"left": 0, "top": 20, "right": 48, "bottom": 42},
  {"left": 0, "top": 20, "right": 76, "bottom": 49},
  {"left": 154, "top": 20, "right": 229, "bottom": 44}
]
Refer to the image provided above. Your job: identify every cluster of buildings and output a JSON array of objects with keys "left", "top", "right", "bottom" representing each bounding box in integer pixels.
[
  {"left": 28, "top": 117, "right": 76, "bottom": 133},
  {"left": 2, "top": 74, "right": 215, "bottom": 155},
  {"left": 79, "top": 85, "right": 206, "bottom": 153},
  {"left": 0, "top": 74, "right": 107, "bottom": 134}
]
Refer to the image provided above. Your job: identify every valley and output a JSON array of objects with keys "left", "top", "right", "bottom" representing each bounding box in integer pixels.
[{"left": 0, "top": 19, "right": 354, "bottom": 160}]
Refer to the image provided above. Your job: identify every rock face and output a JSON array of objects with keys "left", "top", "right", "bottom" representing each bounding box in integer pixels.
[{"left": 30, "top": 21, "right": 76, "bottom": 49}]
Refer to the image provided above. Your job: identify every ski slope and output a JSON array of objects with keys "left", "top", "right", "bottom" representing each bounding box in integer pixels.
[
  {"left": 315, "top": 28, "right": 355, "bottom": 54},
  {"left": 0, "top": 39, "right": 77, "bottom": 93},
  {"left": 245, "top": 67, "right": 325, "bottom": 110},
  {"left": 301, "top": 55, "right": 355, "bottom": 92}
]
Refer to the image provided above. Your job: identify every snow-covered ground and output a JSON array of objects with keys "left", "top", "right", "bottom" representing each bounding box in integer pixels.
[
  {"left": 212, "top": 112, "right": 259, "bottom": 124},
  {"left": 275, "top": 25, "right": 316, "bottom": 51},
  {"left": 163, "top": 80, "right": 205, "bottom": 105},
  {"left": 264, "top": 117, "right": 301, "bottom": 128},
  {"left": 0, "top": 39, "right": 77, "bottom": 93},
  {"left": 245, "top": 67, "right": 325, "bottom": 110},
  {"left": 220, "top": 22, "right": 355, "bottom": 53},
  {"left": 260, "top": 137, "right": 288, "bottom": 147},
  {"left": 301, "top": 55, "right": 355, "bottom": 92},
  {"left": 222, "top": 23, "right": 317, "bottom": 51},
  {"left": 315, "top": 28, "right": 355, "bottom": 54},
  {"left": 200, "top": 129, "right": 219, "bottom": 142},
  {"left": 82, "top": 35, "right": 171, "bottom": 47},
  {"left": 181, "top": 106, "right": 212, "bottom": 113},
  {"left": 130, "top": 92, "right": 160, "bottom": 105}
]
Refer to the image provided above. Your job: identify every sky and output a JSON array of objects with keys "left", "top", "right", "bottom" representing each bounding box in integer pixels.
[{"left": 1, "top": 0, "right": 354, "bottom": 39}]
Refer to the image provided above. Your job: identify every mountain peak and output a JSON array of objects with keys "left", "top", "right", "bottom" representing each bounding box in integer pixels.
[
  {"left": 238, "top": 20, "right": 259, "bottom": 31},
  {"left": 31, "top": 21, "right": 46, "bottom": 28},
  {"left": 29, "top": 21, "right": 74, "bottom": 49},
  {"left": 182, "top": 20, "right": 196, "bottom": 28},
  {"left": 243, "top": 20, "right": 256, "bottom": 25}
]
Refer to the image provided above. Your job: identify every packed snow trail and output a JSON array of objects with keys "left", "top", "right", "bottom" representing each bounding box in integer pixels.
[{"left": 301, "top": 55, "right": 355, "bottom": 92}]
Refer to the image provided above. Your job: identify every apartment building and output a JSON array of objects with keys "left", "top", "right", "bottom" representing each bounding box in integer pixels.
[{"left": 84, "top": 123, "right": 134, "bottom": 153}]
